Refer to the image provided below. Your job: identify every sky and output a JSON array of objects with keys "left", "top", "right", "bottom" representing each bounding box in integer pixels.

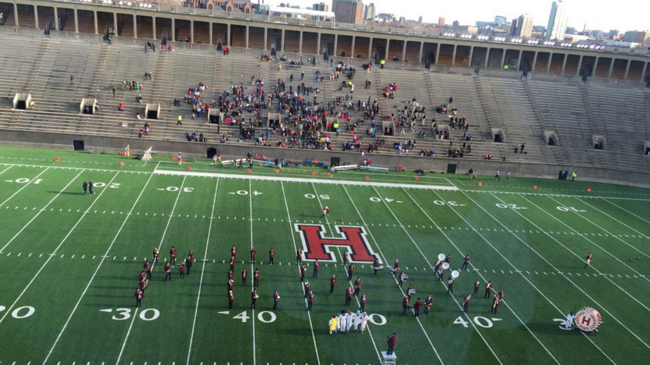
[{"left": 263, "top": 0, "right": 647, "bottom": 33}]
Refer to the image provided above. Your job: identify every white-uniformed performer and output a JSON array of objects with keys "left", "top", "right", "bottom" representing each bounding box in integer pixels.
[
  {"left": 345, "top": 311, "right": 353, "bottom": 332},
  {"left": 338, "top": 313, "right": 345, "bottom": 333},
  {"left": 360, "top": 312, "right": 369, "bottom": 333},
  {"left": 353, "top": 311, "right": 362, "bottom": 332},
  {"left": 565, "top": 311, "right": 574, "bottom": 330}
]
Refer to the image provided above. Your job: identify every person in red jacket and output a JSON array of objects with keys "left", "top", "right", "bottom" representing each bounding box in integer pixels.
[
  {"left": 250, "top": 247, "right": 257, "bottom": 263},
  {"left": 251, "top": 289, "right": 259, "bottom": 309},
  {"left": 296, "top": 248, "right": 303, "bottom": 265},
  {"left": 135, "top": 288, "right": 143, "bottom": 307},
  {"left": 330, "top": 274, "right": 337, "bottom": 293},
  {"left": 231, "top": 245, "right": 237, "bottom": 258},
  {"left": 345, "top": 287, "right": 353, "bottom": 306},
  {"left": 254, "top": 268, "right": 260, "bottom": 287},
  {"left": 402, "top": 295, "right": 409, "bottom": 315},
  {"left": 228, "top": 290, "right": 234, "bottom": 309},
  {"left": 313, "top": 259, "right": 320, "bottom": 278},
  {"left": 386, "top": 332, "right": 397, "bottom": 355},
  {"left": 241, "top": 269, "right": 248, "bottom": 286},
  {"left": 307, "top": 291, "right": 314, "bottom": 311},
  {"left": 269, "top": 247, "right": 275, "bottom": 265},
  {"left": 464, "top": 294, "right": 471, "bottom": 313},
  {"left": 300, "top": 264, "right": 307, "bottom": 282},
  {"left": 414, "top": 297, "right": 423, "bottom": 317}
]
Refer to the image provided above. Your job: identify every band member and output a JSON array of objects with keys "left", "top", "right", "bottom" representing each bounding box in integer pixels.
[
  {"left": 254, "top": 268, "right": 260, "bottom": 287},
  {"left": 330, "top": 274, "right": 337, "bottom": 293},
  {"left": 484, "top": 281, "right": 493, "bottom": 299},
  {"left": 424, "top": 294, "right": 433, "bottom": 314},
  {"left": 585, "top": 252, "right": 592, "bottom": 268},
  {"left": 179, "top": 262, "right": 185, "bottom": 278},
  {"left": 414, "top": 297, "right": 422, "bottom": 317},
  {"left": 347, "top": 263, "right": 355, "bottom": 281},
  {"left": 393, "top": 259, "right": 400, "bottom": 277},
  {"left": 185, "top": 255, "right": 193, "bottom": 275},
  {"left": 304, "top": 280, "right": 311, "bottom": 298},
  {"left": 463, "top": 294, "right": 471, "bottom": 313},
  {"left": 164, "top": 262, "right": 172, "bottom": 281},
  {"left": 402, "top": 296, "right": 410, "bottom": 315},
  {"left": 251, "top": 289, "right": 259, "bottom": 309},
  {"left": 227, "top": 270, "right": 234, "bottom": 281},
  {"left": 241, "top": 268, "right": 248, "bottom": 286},
  {"left": 228, "top": 290, "right": 234, "bottom": 309},
  {"left": 445, "top": 254, "right": 451, "bottom": 264},
  {"left": 269, "top": 247, "right": 275, "bottom": 265},
  {"left": 447, "top": 277, "right": 455, "bottom": 293},
  {"left": 345, "top": 287, "right": 353, "bottom": 306},
  {"left": 135, "top": 288, "right": 143, "bottom": 307},
  {"left": 227, "top": 278, "right": 234, "bottom": 293},
  {"left": 300, "top": 264, "right": 307, "bottom": 282},
  {"left": 360, "top": 293, "right": 367, "bottom": 311},
  {"left": 307, "top": 291, "right": 314, "bottom": 311},
  {"left": 373, "top": 257, "right": 381, "bottom": 275},
  {"left": 152, "top": 248, "right": 159, "bottom": 264},
  {"left": 398, "top": 271, "right": 407, "bottom": 288},
  {"left": 322, "top": 206, "right": 330, "bottom": 218},
  {"left": 230, "top": 256, "right": 236, "bottom": 272},
  {"left": 297, "top": 248, "right": 303, "bottom": 265},
  {"left": 313, "top": 259, "right": 320, "bottom": 278},
  {"left": 250, "top": 247, "right": 257, "bottom": 263},
  {"left": 169, "top": 246, "right": 177, "bottom": 266},
  {"left": 353, "top": 277, "right": 362, "bottom": 297},
  {"left": 406, "top": 285, "right": 416, "bottom": 301},
  {"left": 387, "top": 333, "right": 397, "bottom": 355},
  {"left": 273, "top": 290, "right": 280, "bottom": 310},
  {"left": 491, "top": 294, "right": 501, "bottom": 314},
  {"left": 461, "top": 255, "right": 470, "bottom": 270},
  {"left": 231, "top": 245, "right": 237, "bottom": 258},
  {"left": 473, "top": 280, "right": 480, "bottom": 296},
  {"left": 497, "top": 289, "right": 504, "bottom": 301},
  {"left": 143, "top": 261, "right": 152, "bottom": 280},
  {"left": 139, "top": 277, "right": 147, "bottom": 296},
  {"left": 343, "top": 252, "right": 350, "bottom": 266}
]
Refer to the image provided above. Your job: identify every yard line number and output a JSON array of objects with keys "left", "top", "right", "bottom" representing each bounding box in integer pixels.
[
  {"left": 453, "top": 316, "right": 501, "bottom": 328},
  {"left": 496, "top": 203, "right": 527, "bottom": 210},
  {"left": 4, "top": 178, "right": 43, "bottom": 184},
  {"left": 0, "top": 305, "right": 36, "bottom": 319},
  {"left": 100, "top": 308, "right": 160, "bottom": 321}
]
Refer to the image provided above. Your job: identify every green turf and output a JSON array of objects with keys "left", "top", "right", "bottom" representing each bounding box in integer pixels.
[{"left": 0, "top": 146, "right": 649, "bottom": 365}]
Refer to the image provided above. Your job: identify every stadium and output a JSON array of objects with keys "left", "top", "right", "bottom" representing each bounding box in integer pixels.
[{"left": 0, "top": 1, "right": 649, "bottom": 364}]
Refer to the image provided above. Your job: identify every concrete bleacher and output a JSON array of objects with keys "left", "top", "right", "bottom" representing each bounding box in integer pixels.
[{"left": 0, "top": 33, "right": 649, "bottom": 173}]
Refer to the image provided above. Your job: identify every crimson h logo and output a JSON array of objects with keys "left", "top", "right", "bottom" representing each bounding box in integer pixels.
[{"left": 295, "top": 224, "right": 381, "bottom": 264}]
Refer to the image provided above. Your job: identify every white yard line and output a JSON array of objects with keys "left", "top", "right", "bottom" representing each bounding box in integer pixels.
[
  {"left": 459, "top": 190, "right": 650, "bottom": 352},
  {"left": 405, "top": 188, "right": 615, "bottom": 365},
  {"left": 602, "top": 198, "right": 650, "bottom": 226},
  {"left": 186, "top": 178, "right": 220, "bottom": 365},
  {"left": 364, "top": 186, "right": 503, "bottom": 365},
  {"left": 279, "top": 181, "right": 321, "bottom": 365},
  {"left": 310, "top": 184, "right": 383, "bottom": 365},
  {"left": 0, "top": 171, "right": 117, "bottom": 325},
  {"left": 569, "top": 197, "right": 650, "bottom": 254},
  {"left": 0, "top": 169, "right": 85, "bottom": 254},
  {"left": 115, "top": 175, "right": 188, "bottom": 365},
  {"left": 0, "top": 167, "right": 51, "bottom": 208},
  {"left": 516, "top": 194, "right": 650, "bottom": 293},
  {"left": 0, "top": 165, "right": 12, "bottom": 176},
  {"left": 43, "top": 162, "right": 160, "bottom": 365},
  {"left": 155, "top": 169, "right": 458, "bottom": 190},
  {"left": 248, "top": 180, "right": 257, "bottom": 365}
]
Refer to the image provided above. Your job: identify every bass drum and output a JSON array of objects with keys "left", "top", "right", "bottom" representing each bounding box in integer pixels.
[{"left": 574, "top": 307, "right": 602, "bottom": 333}]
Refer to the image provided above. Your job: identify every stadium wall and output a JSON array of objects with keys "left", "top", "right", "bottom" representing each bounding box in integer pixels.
[{"left": 1, "top": 130, "right": 649, "bottom": 188}]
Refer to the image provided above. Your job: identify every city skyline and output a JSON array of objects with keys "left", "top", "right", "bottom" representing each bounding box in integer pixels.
[{"left": 266, "top": 0, "right": 647, "bottom": 33}]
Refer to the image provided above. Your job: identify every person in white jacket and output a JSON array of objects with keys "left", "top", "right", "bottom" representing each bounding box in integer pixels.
[{"left": 360, "top": 312, "right": 369, "bottom": 333}]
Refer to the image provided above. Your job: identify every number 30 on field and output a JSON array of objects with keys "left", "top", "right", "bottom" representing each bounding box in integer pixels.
[
  {"left": 100, "top": 308, "right": 160, "bottom": 321},
  {"left": 0, "top": 305, "right": 35, "bottom": 319}
]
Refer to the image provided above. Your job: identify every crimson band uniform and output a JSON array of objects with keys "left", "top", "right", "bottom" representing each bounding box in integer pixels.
[
  {"left": 254, "top": 269, "right": 260, "bottom": 287},
  {"left": 269, "top": 248, "right": 275, "bottom": 265},
  {"left": 330, "top": 275, "right": 337, "bottom": 293}
]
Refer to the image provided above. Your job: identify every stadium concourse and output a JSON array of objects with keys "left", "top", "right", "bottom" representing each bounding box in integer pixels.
[
  {"left": 0, "top": 32, "right": 649, "bottom": 184},
  {"left": 1, "top": 147, "right": 650, "bottom": 365}
]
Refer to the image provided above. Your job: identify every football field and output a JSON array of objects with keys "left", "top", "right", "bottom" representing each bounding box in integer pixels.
[{"left": 1, "top": 147, "right": 650, "bottom": 365}]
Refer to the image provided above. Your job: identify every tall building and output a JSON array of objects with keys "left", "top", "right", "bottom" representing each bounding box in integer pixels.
[
  {"left": 377, "top": 13, "right": 394, "bottom": 22},
  {"left": 511, "top": 14, "right": 533, "bottom": 38},
  {"left": 494, "top": 16, "right": 507, "bottom": 26},
  {"left": 438, "top": 17, "right": 445, "bottom": 26},
  {"left": 333, "top": 0, "right": 364, "bottom": 24},
  {"left": 364, "top": 3, "right": 376, "bottom": 20},
  {"left": 545, "top": 0, "right": 568, "bottom": 41},
  {"left": 312, "top": 2, "right": 329, "bottom": 12}
]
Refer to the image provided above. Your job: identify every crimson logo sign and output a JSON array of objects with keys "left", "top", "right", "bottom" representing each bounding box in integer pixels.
[{"left": 295, "top": 224, "right": 381, "bottom": 264}]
